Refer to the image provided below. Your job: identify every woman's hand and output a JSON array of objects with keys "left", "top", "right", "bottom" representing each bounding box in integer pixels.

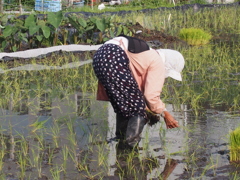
[
  {"left": 163, "top": 111, "right": 179, "bottom": 129},
  {"left": 145, "top": 109, "right": 160, "bottom": 126}
]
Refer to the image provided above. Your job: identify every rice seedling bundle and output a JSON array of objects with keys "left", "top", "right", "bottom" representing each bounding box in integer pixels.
[
  {"left": 179, "top": 28, "right": 212, "bottom": 46},
  {"left": 229, "top": 126, "right": 240, "bottom": 162}
]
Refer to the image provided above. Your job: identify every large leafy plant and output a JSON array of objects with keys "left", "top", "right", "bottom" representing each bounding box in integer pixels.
[
  {"left": 66, "top": 14, "right": 133, "bottom": 44},
  {"left": 24, "top": 11, "right": 64, "bottom": 47},
  {"left": 2, "top": 17, "right": 28, "bottom": 52},
  {"left": 0, "top": 11, "right": 134, "bottom": 52}
]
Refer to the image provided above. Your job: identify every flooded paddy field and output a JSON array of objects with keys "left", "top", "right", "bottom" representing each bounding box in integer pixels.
[
  {"left": 0, "top": 4, "right": 239, "bottom": 180},
  {"left": 0, "top": 84, "right": 239, "bottom": 180}
]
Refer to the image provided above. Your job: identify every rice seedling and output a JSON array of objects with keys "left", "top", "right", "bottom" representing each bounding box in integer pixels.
[
  {"left": 16, "top": 151, "right": 28, "bottom": 180},
  {"left": 66, "top": 119, "right": 78, "bottom": 148},
  {"left": 61, "top": 145, "right": 69, "bottom": 174},
  {"left": 50, "top": 165, "right": 62, "bottom": 180},
  {"left": 231, "top": 171, "right": 240, "bottom": 180},
  {"left": 140, "top": 129, "right": 150, "bottom": 157},
  {"left": 44, "top": 146, "right": 54, "bottom": 167},
  {"left": 48, "top": 121, "right": 61, "bottom": 148},
  {"left": 179, "top": 28, "right": 212, "bottom": 46},
  {"left": 74, "top": 149, "right": 89, "bottom": 172},
  {"left": 97, "top": 144, "right": 108, "bottom": 168},
  {"left": 229, "top": 126, "right": 240, "bottom": 162},
  {"left": 0, "top": 133, "right": 6, "bottom": 173},
  {"left": 67, "top": 148, "right": 79, "bottom": 170},
  {"left": 31, "top": 147, "right": 43, "bottom": 178},
  {"left": 29, "top": 119, "right": 48, "bottom": 133}
]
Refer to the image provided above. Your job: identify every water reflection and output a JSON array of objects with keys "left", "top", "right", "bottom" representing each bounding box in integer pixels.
[
  {"left": 0, "top": 91, "right": 239, "bottom": 179},
  {"left": 106, "top": 103, "right": 185, "bottom": 179}
]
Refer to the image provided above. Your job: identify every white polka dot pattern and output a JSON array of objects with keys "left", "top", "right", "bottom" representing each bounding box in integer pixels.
[{"left": 93, "top": 44, "right": 146, "bottom": 119}]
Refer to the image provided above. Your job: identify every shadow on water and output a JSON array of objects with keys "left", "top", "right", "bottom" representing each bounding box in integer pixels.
[{"left": 0, "top": 89, "right": 240, "bottom": 179}]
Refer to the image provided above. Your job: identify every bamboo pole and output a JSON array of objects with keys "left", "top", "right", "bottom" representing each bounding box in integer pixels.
[
  {"left": 69, "top": 0, "right": 73, "bottom": 7},
  {"left": 19, "top": 2, "right": 23, "bottom": 14},
  {"left": 0, "top": 0, "right": 3, "bottom": 13},
  {"left": 18, "top": 0, "right": 23, "bottom": 14}
]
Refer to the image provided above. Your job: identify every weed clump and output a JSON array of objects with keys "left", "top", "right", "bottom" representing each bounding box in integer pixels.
[
  {"left": 179, "top": 28, "right": 212, "bottom": 46},
  {"left": 229, "top": 126, "right": 240, "bottom": 162}
]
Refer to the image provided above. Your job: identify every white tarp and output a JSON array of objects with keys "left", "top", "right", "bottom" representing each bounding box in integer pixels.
[
  {"left": 0, "top": 44, "right": 102, "bottom": 60},
  {"left": 0, "top": 44, "right": 102, "bottom": 73}
]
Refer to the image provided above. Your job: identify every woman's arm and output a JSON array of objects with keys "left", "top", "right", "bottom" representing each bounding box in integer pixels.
[{"left": 144, "top": 52, "right": 166, "bottom": 114}]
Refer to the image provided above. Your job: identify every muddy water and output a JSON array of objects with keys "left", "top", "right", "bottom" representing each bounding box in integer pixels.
[{"left": 0, "top": 91, "right": 239, "bottom": 180}]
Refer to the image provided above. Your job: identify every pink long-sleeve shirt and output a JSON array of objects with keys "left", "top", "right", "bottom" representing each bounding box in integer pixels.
[{"left": 97, "top": 37, "right": 166, "bottom": 114}]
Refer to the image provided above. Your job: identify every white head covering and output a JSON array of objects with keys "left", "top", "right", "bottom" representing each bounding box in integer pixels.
[{"left": 156, "top": 49, "right": 185, "bottom": 81}]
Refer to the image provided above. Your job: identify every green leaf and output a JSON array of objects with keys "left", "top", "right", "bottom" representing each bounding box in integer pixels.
[
  {"left": 105, "top": 16, "right": 111, "bottom": 22},
  {"left": 90, "top": 17, "right": 97, "bottom": 23},
  {"left": 41, "top": 26, "right": 51, "bottom": 38},
  {"left": 96, "top": 19, "right": 105, "bottom": 32},
  {"left": 29, "top": 25, "right": 40, "bottom": 36},
  {"left": 0, "top": 15, "right": 9, "bottom": 26},
  {"left": 20, "top": 33, "right": 28, "bottom": 42},
  {"left": 78, "top": 18, "right": 87, "bottom": 28},
  {"left": 3, "top": 25, "right": 14, "bottom": 37},
  {"left": 36, "top": 35, "right": 43, "bottom": 41},
  {"left": 85, "top": 25, "right": 94, "bottom": 31},
  {"left": 15, "top": 19, "right": 24, "bottom": 28},
  {"left": 68, "top": 16, "right": 80, "bottom": 30},
  {"left": 110, "top": 29, "right": 114, "bottom": 38},
  {"left": 12, "top": 45, "right": 17, "bottom": 52},
  {"left": 128, "top": 31, "right": 133, "bottom": 36},
  {"left": 38, "top": 20, "right": 46, "bottom": 27},
  {"left": 123, "top": 26, "right": 129, "bottom": 35},
  {"left": 103, "top": 37, "right": 110, "bottom": 42},
  {"left": 25, "top": 14, "right": 36, "bottom": 27},
  {"left": 47, "top": 11, "right": 63, "bottom": 29},
  {"left": 116, "top": 26, "right": 123, "bottom": 36},
  {"left": 86, "top": 39, "right": 92, "bottom": 44},
  {"left": 1, "top": 41, "right": 7, "bottom": 49}
]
